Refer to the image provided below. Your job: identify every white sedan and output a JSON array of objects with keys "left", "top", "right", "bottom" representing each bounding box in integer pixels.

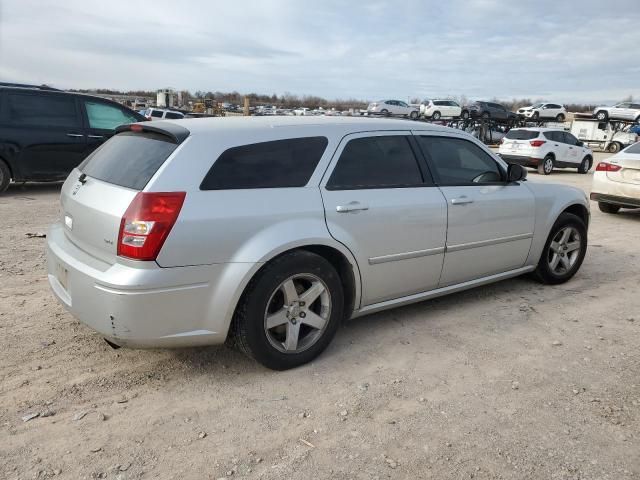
[
  {"left": 591, "top": 142, "right": 640, "bottom": 213},
  {"left": 367, "top": 100, "right": 419, "bottom": 119}
]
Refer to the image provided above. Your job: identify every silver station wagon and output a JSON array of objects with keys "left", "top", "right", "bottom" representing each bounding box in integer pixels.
[{"left": 47, "top": 117, "right": 589, "bottom": 369}]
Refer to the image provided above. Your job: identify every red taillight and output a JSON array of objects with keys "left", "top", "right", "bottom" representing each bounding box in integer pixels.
[
  {"left": 595, "top": 162, "right": 622, "bottom": 172},
  {"left": 529, "top": 140, "right": 546, "bottom": 147},
  {"left": 130, "top": 124, "right": 144, "bottom": 132},
  {"left": 118, "top": 192, "right": 186, "bottom": 261}
]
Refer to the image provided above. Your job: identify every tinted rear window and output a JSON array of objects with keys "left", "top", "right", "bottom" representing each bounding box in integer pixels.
[
  {"left": 626, "top": 142, "right": 640, "bottom": 154},
  {"left": 200, "top": 137, "right": 328, "bottom": 190},
  {"left": 505, "top": 130, "right": 539, "bottom": 140},
  {"left": 80, "top": 132, "right": 177, "bottom": 190},
  {"left": 165, "top": 112, "right": 184, "bottom": 119}
]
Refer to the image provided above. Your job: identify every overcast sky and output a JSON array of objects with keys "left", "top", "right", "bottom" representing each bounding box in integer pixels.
[{"left": 1, "top": 0, "right": 638, "bottom": 103}]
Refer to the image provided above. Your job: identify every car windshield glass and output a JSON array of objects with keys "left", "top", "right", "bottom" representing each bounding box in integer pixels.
[
  {"left": 531, "top": 103, "right": 543, "bottom": 108},
  {"left": 505, "top": 130, "right": 539, "bottom": 140}
]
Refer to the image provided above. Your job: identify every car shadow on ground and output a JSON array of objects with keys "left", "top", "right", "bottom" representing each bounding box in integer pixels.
[{"left": 3, "top": 182, "right": 63, "bottom": 197}]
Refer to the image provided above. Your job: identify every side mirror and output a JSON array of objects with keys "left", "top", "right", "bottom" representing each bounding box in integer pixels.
[
  {"left": 576, "top": 141, "right": 584, "bottom": 147},
  {"left": 507, "top": 163, "right": 527, "bottom": 182}
]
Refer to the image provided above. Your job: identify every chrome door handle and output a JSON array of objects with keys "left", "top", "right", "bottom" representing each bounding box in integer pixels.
[
  {"left": 66, "top": 133, "right": 84, "bottom": 138},
  {"left": 336, "top": 202, "right": 369, "bottom": 213},
  {"left": 88, "top": 135, "right": 104, "bottom": 139},
  {"left": 451, "top": 196, "right": 474, "bottom": 205}
]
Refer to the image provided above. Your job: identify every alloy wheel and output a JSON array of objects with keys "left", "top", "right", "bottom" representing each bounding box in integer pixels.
[
  {"left": 263, "top": 274, "right": 332, "bottom": 354},
  {"left": 547, "top": 226, "right": 581, "bottom": 275},
  {"left": 544, "top": 157, "right": 553, "bottom": 174}
]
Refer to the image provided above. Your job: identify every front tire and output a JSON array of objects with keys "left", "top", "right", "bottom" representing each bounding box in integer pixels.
[
  {"left": 461, "top": 110, "right": 470, "bottom": 120},
  {"left": 533, "top": 213, "right": 587, "bottom": 285},
  {"left": 409, "top": 111, "right": 418, "bottom": 120},
  {"left": 608, "top": 142, "right": 620, "bottom": 153},
  {"left": 481, "top": 112, "right": 490, "bottom": 119},
  {"left": 538, "top": 155, "right": 554, "bottom": 175},
  {"left": 598, "top": 202, "right": 620, "bottom": 214},
  {"left": 556, "top": 113, "right": 565, "bottom": 122},
  {"left": 578, "top": 156, "right": 592, "bottom": 174},
  {"left": 230, "top": 251, "right": 344, "bottom": 370},
  {"left": 432, "top": 111, "right": 441, "bottom": 120},
  {"left": 380, "top": 109, "right": 390, "bottom": 117},
  {"left": 0, "top": 160, "right": 10, "bottom": 193},
  {"left": 595, "top": 110, "right": 608, "bottom": 121}
]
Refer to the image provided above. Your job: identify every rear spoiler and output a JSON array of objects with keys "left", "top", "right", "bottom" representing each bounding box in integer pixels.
[{"left": 115, "top": 122, "right": 190, "bottom": 144}]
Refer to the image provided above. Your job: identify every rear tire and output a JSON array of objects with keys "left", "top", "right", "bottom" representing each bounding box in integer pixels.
[
  {"left": 532, "top": 112, "right": 539, "bottom": 120},
  {"left": 598, "top": 202, "right": 620, "bottom": 214},
  {"left": 533, "top": 213, "right": 587, "bottom": 285},
  {"left": 578, "top": 156, "right": 592, "bottom": 174},
  {"left": 0, "top": 160, "right": 11, "bottom": 193},
  {"left": 230, "top": 251, "right": 344, "bottom": 370},
  {"left": 538, "top": 155, "right": 554, "bottom": 175}
]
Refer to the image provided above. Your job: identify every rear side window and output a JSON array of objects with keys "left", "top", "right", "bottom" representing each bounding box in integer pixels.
[
  {"left": 417, "top": 136, "right": 502, "bottom": 185},
  {"left": 542, "top": 131, "right": 560, "bottom": 141},
  {"left": 200, "top": 137, "right": 328, "bottom": 190},
  {"left": 85, "top": 101, "right": 138, "bottom": 130},
  {"left": 7, "top": 93, "right": 80, "bottom": 128},
  {"left": 165, "top": 112, "right": 184, "bottom": 119},
  {"left": 327, "top": 136, "right": 423, "bottom": 190},
  {"left": 80, "top": 132, "right": 177, "bottom": 190},
  {"left": 150, "top": 110, "right": 163, "bottom": 118},
  {"left": 506, "top": 130, "right": 539, "bottom": 140}
]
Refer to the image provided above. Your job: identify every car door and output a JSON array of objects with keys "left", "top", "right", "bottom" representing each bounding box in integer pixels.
[
  {"left": 414, "top": 133, "right": 535, "bottom": 286},
  {"left": 546, "top": 131, "right": 568, "bottom": 162},
  {"left": 448, "top": 101, "right": 461, "bottom": 117},
  {"left": 81, "top": 99, "right": 141, "bottom": 156},
  {"left": 397, "top": 101, "right": 411, "bottom": 116},
  {"left": 321, "top": 132, "right": 448, "bottom": 306},
  {"left": 2, "top": 91, "right": 86, "bottom": 180},
  {"left": 561, "top": 132, "right": 581, "bottom": 165}
]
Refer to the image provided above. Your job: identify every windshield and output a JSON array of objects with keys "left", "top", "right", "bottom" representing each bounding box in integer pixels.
[{"left": 531, "top": 103, "right": 543, "bottom": 108}]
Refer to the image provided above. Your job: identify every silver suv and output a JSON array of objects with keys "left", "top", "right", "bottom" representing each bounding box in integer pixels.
[
  {"left": 47, "top": 117, "right": 590, "bottom": 369},
  {"left": 593, "top": 102, "right": 640, "bottom": 122}
]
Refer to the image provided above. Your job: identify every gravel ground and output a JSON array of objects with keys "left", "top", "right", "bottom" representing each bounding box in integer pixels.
[{"left": 1, "top": 152, "right": 639, "bottom": 480}]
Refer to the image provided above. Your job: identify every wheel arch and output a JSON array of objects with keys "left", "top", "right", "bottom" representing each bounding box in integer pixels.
[{"left": 0, "top": 154, "right": 14, "bottom": 178}]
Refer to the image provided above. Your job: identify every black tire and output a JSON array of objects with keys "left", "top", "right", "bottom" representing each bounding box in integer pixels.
[
  {"left": 481, "top": 111, "right": 490, "bottom": 119},
  {"left": 556, "top": 113, "right": 565, "bottom": 122},
  {"left": 532, "top": 112, "right": 539, "bottom": 120},
  {"left": 595, "top": 110, "right": 608, "bottom": 121},
  {"left": 598, "top": 202, "right": 620, "bottom": 214},
  {"left": 538, "top": 155, "right": 554, "bottom": 175},
  {"left": 0, "top": 160, "right": 10, "bottom": 193},
  {"left": 533, "top": 212, "right": 587, "bottom": 285},
  {"left": 608, "top": 142, "right": 620, "bottom": 153},
  {"left": 461, "top": 110, "right": 470, "bottom": 120},
  {"left": 409, "top": 111, "right": 418, "bottom": 120},
  {"left": 578, "top": 156, "right": 592, "bottom": 174},
  {"left": 230, "top": 250, "right": 344, "bottom": 370},
  {"left": 432, "top": 111, "right": 441, "bottom": 120},
  {"left": 380, "top": 109, "right": 390, "bottom": 116}
]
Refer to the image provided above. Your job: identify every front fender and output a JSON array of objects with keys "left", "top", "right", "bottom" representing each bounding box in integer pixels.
[{"left": 525, "top": 182, "right": 589, "bottom": 265}]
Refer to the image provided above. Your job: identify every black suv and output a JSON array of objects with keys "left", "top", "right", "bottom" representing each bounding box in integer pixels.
[
  {"left": 0, "top": 83, "right": 146, "bottom": 192},
  {"left": 462, "top": 101, "right": 517, "bottom": 124}
]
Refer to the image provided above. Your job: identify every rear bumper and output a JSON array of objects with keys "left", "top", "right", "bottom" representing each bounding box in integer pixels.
[
  {"left": 47, "top": 223, "right": 256, "bottom": 348},
  {"left": 590, "top": 192, "right": 640, "bottom": 208},
  {"left": 498, "top": 154, "right": 542, "bottom": 167}
]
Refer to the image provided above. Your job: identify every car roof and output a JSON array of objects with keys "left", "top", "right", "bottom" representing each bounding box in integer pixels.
[{"left": 154, "top": 116, "right": 455, "bottom": 137}]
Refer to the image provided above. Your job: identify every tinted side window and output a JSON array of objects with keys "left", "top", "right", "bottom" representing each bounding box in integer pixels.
[
  {"left": 327, "top": 136, "right": 423, "bottom": 190},
  {"left": 150, "top": 110, "right": 163, "bottom": 118},
  {"left": 8, "top": 93, "right": 80, "bottom": 128},
  {"left": 434, "top": 101, "right": 446, "bottom": 106},
  {"left": 85, "top": 101, "right": 137, "bottom": 130},
  {"left": 164, "top": 112, "right": 183, "bottom": 119},
  {"left": 563, "top": 132, "right": 578, "bottom": 145},
  {"left": 543, "top": 131, "right": 559, "bottom": 142},
  {"left": 201, "top": 137, "right": 328, "bottom": 190},
  {"left": 417, "top": 136, "right": 502, "bottom": 185}
]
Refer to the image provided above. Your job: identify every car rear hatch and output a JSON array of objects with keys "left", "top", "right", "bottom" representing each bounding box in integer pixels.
[
  {"left": 606, "top": 155, "right": 640, "bottom": 185},
  {"left": 60, "top": 122, "right": 189, "bottom": 265},
  {"left": 502, "top": 129, "right": 539, "bottom": 154}
]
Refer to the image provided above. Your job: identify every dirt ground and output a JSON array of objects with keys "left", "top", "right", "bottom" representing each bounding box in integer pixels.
[{"left": 1, "top": 151, "right": 639, "bottom": 480}]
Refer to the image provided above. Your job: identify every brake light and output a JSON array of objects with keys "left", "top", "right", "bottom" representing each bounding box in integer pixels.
[
  {"left": 118, "top": 192, "right": 186, "bottom": 261},
  {"left": 130, "top": 124, "right": 144, "bottom": 132},
  {"left": 595, "top": 162, "right": 622, "bottom": 172},
  {"left": 529, "top": 140, "right": 546, "bottom": 147}
]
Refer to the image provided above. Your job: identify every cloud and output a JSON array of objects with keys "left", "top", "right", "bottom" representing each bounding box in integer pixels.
[{"left": 0, "top": 0, "right": 638, "bottom": 103}]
